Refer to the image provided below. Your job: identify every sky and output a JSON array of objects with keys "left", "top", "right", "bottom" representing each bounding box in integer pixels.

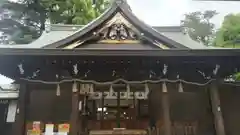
[
  {"left": 1, "top": 0, "right": 240, "bottom": 84},
  {"left": 127, "top": 0, "right": 240, "bottom": 28}
]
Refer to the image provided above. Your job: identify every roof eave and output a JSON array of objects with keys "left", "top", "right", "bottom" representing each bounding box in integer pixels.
[{"left": 0, "top": 48, "right": 240, "bottom": 57}]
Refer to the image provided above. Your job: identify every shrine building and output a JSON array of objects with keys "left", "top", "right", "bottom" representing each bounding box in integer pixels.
[{"left": 0, "top": 0, "right": 240, "bottom": 135}]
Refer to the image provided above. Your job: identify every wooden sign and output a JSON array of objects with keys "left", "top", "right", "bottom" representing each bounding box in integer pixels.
[
  {"left": 45, "top": 124, "right": 54, "bottom": 134},
  {"left": 31, "top": 121, "right": 41, "bottom": 135},
  {"left": 58, "top": 123, "right": 70, "bottom": 133},
  {"left": 29, "top": 130, "right": 41, "bottom": 135}
]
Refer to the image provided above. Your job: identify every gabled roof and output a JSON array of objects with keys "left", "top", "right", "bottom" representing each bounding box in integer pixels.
[
  {"left": 43, "top": 0, "right": 189, "bottom": 49},
  {"left": 0, "top": 0, "right": 217, "bottom": 49},
  {"left": 0, "top": 25, "right": 213, "bottom": 49}
]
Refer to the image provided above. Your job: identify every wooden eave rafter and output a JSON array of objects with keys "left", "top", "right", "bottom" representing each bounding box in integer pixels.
[
  {"left": 0, "top": 48, "right": 240, "bottom": 81},
  {"left": 43, "top": 0, "right": 188, "bottom": 49}
]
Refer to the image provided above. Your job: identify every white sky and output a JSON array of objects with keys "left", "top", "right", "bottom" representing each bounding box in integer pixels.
[
  {"left": 128, "top": 0, "right": 240, "bottom": 28},
  {"left": 1, "top": 0, "right": 240, "bottom": 84}
]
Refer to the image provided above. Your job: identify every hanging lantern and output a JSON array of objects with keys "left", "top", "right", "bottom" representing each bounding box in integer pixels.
[
  {"left": 56, "top": 84, "right": 61, "bottom": 96},
  {"left": 72, "top": 81, "right": 78, "bottom": 93},
  {"left": 178, "top": 82, "right": 184, "bottom": 93},
  {"left": 162, "top": 82, "right": 167, "bottom": 93}
]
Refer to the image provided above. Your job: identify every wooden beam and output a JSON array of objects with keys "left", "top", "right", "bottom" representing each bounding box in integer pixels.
[
  {"left": 100, "top": 91, "right": 104, "bottom": 129},
  {"left": 69, "top": 91, "right": 79, "bottom": 135},
  {"left": 209, "top": 81, "right": 226, "bottom": 135},
  {"left": 117, "top": 90, "right": 121, "bottom": 128},
  {"left": 82, "top": 95, "right": 89, "bottom": 133},
  {"left": 11, "top": 83, "right": 28, "bottom": 135},
  {"left": 161, "top": 87, "right": 172, "bottom": 135}
]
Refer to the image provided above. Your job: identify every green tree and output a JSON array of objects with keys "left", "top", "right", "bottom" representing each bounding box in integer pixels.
[
  {"left": 0, "top": 0, "right": 109, "bottom": 44},
  {"left": 42, "top": 0, "right": 109, "bottom": 25},
  {"left": 0, "top": 0, "right": 47, "bottom": 44},
  {"left": 214, "top": 13, "right": 240, "bottom": 48},
  {"left": 181, "top": 10, "right": 218, "bottom": 46}
]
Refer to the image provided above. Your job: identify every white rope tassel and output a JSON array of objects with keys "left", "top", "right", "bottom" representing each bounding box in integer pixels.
[
  {"left": 56, "top": 84, "right": 61, "bottom": 96},
  {"left": 178, "top": 82, "right": 184, "bottom": 93},
  {"left": 110, "top": 84, "right": 114, "bottom": 94},
  {"left": 72, "top": 81, "right": 78, "bottom": 93},
  {"left": 126, "top": 84, "right": 130, "bottom": 100},
  {"left": 90, "top": 84, "right": 94, "bottom": 93},
  {"left": 162, "top": 82, "right": 167, "bottom": 93},
  {"left": 109, "top": 84, "right": 116, "bottom": 98},
  {"left": 145, "top": 83, "right": 150, "bottom": 98},
  {"left": 145, "top": 83, "right": 149, "bottom": 92}
]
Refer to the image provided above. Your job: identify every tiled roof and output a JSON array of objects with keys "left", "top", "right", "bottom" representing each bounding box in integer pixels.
[{"left": 0, "top": 24, "right": 213, "bottom": 49}]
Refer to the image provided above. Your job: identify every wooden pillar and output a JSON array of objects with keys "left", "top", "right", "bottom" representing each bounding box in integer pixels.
[
  {"left": 132, "top": 90, "right": 137, "bottom": 129},
  {"left": 209, "top": 81, "right": 225, "bottom": 135},
  {"left": 11, "top": 83, "right": 28, "bottom": 135},
  {"left": 116, "top": 90, "right": 121, "bottom": 128},
  {"left": 161, "top": 83, "right": 172, "bottom": 135},
  {"left": 82, "top": 95, "right": 89, "bottom": 133},
  {"left": 100, "top": 91, "right": 104, "bottom": 129},
  {"left": 69, "top": 90, "right": 79, "bottom": 135}
]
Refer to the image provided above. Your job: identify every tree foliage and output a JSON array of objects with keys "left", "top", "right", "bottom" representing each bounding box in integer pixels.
[
  {"left": 0, "top": 0, "right": 109, "bottom": 44},
  {"left": 42, "top": 0, "right": 109, "bottom": 25},
  {"left": 214, "top": 13, "right": 240, "bottom": 48},
  {"left": 181, "top": 10, "right": 218, "bottom": 46},
  {"left": 0, "top": 0, "right": 47, "bottom": 44}
]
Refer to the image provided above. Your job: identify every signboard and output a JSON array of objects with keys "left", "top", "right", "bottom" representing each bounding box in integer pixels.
[
  {"left": 29, "top": 130, "right": 41, "bottom": 135},
  {"left": 30, "top": 121, "right": 41, "bottom": 135},
  {"left": 58, "top": 124, "right": 70, "bottom": 133},
  {"left": 45, "top": 124, "right": 54, "bottom": 135}
]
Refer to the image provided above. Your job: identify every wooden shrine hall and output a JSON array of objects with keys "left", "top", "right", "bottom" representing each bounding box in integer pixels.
[{"left": 0, "top": 0, "right": 240, "bottom": 135}]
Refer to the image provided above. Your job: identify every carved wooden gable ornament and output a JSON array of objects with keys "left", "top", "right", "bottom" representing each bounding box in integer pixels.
[{"left": 96, "top": 13, "right": 140, "bottom": 44}]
